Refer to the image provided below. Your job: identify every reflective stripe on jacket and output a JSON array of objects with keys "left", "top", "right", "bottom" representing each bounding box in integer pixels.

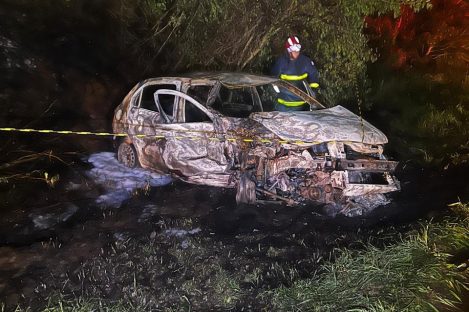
[
  {"left": 271, "top": 54, "right": 319, "bottom": 87},
  {"left": 271, "top": 54, "right": 319, "bottom": 107}
]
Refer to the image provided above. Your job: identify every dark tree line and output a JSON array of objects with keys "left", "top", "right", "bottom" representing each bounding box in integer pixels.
[
  {"left": 2, "top": 0, "right": 467, "bottom": 166},
  {"left": 1, "top": 0, "right": 431, "bottom": 106}
]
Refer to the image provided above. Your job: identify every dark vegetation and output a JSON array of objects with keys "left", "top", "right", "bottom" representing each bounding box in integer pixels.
[
  {"left": 0, "top": 0, "right": 468, "bottom": 310},
  {"left": 365, "top": 0, "right": 469, "bottom": 167},
  {"left": 0, "top": 0, "right": 466, "bottom": 168}
]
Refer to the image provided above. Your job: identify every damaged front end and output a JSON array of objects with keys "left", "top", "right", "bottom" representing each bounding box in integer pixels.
[
  {"left": 237, "top": 140, "right": 400, "bottom": 215},
  {"left": 235, "top": 107, "right": 401, "bottom": 216}
]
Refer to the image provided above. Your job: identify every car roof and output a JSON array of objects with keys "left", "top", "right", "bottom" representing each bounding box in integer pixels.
[
  {"left": 187, "top": 72, "right": 279, "bottom": 86},
  {"left": 139, "top": 72, "right": 279, "bottom": 88}
]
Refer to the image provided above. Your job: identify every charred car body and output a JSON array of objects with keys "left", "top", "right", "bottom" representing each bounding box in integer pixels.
[{"left": 113, "top": 73, "right": 400, "bottom": 215}]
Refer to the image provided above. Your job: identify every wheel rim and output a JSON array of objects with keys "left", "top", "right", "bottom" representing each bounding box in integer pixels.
[{"left": 118, "top": 143, "right": 137, "bottom": 168}]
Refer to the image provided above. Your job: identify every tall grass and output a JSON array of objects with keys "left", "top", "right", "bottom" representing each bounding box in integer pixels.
[{"left": 272, "top": 203, "right": 469, "bottom": 312}]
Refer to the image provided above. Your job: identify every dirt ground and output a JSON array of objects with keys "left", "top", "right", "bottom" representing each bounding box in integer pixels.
[{"left": 0, "top": 153, "right": 467, "bottom": 311}]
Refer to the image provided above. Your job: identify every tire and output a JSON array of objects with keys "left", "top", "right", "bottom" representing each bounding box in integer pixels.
[{"left": 117, "top": 142, "right": 140, "bottom": 168}]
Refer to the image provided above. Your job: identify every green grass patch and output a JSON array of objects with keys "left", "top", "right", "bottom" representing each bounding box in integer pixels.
[{"left": 271, "top": 203, "right": 469, "bottom": 312}]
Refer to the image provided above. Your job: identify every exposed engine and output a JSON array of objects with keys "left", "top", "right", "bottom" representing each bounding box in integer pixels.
[{"left": 236, "top": 140, "right": 400, "bottom": 215}]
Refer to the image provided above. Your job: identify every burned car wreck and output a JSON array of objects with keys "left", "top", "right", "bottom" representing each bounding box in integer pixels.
[{"left": 113, "top": 73, "right": 400, "bottom": 216}]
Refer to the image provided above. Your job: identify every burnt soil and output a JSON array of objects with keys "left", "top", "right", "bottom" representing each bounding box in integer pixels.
[{"left": 0, "top": 147, "right": 467, "bottom": 310}]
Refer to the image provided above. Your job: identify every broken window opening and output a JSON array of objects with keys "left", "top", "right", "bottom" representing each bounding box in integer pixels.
[
  {"left": 140, "top": 84, "right": 176, "bottom": 115},
  {"left": 210, "top": 85, "right": 258, "bottom": 118},
  {"left": 256, "top": 84, "right": 279, "bottom": 112},
  {"left": 184, "top": 99, "right": 212, "bottom": 123},
  {"left": 187, "top": 85, "right": 212, "bottom": 107}
]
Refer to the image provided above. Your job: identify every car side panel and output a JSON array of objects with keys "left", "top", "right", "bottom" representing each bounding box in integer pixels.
[
  {"left": 128, "top": 108, "right": 168, "bottom": 173},
  {"left": 160, "top": 122, "right": 230, "bottom": 177}
]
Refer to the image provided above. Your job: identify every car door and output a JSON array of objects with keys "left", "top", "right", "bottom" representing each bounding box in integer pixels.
[
  {"left": 128, "top": 81, "right": 180, "bottom": 172},
  {"left": 155, "top": 89, "right": 231, "bottom": 186}
]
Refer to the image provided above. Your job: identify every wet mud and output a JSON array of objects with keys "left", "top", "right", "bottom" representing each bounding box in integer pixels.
[{"left": 0, "top": 152, "right": 467, "bottom": 310}]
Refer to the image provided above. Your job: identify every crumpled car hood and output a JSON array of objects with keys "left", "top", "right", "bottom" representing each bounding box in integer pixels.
[{"left": 250, "top": 105, "right": 388, "bottom": 145}]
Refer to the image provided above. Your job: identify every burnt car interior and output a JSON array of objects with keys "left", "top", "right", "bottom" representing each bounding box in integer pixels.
[
  {"left": 211, "top": 86, "right": 258, "bottom": 118},
  {"left": 255, "top": 84, "right": 280, "bottom": 112},
  {"left": 140, "top": 84, "right": 176, "bottom": 113},
  {"left": 186, "top": 85, "right": 212, "bottom": 106},
  {"left": 151, "top": 89, "right": 213, "bottom": 124},
  {"left": 184, "top": 99, "right": 211, "bottom": 123},
  {"left": 140, "top": 84, "right": 178, "bottom": 125},
  {"left": 207, "top": 84, "right": 281, "bottom": 118},
  {"left": 139, "top": 80, "right": 322, "bottom": 123},
  {"left": 185, "top": 85, "right": 213, "bottom": 122},
  {"left": 205, "top": 82, "right": 321, "bottom": 117}
]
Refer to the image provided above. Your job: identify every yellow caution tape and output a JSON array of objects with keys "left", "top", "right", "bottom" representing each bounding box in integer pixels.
[{"left": 0, "top": 127, "right": 353, "bottom": 146}]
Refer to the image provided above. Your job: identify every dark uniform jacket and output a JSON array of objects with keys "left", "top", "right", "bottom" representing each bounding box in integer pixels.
[{"left": 271, "top": 54, "right": 319, "bottom": 110}]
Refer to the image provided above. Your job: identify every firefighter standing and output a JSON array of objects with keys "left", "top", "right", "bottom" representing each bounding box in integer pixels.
[{"left": 271, "top": 36, "right": 320, "bottom": 111}]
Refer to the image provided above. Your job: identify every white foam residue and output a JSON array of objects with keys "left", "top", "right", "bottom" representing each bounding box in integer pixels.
[
  {"left": 164, "top": 228, "right": 201, "bottom": 238},
  {"left": 86, "top": 152, "right": 173, "bottom": 208}
]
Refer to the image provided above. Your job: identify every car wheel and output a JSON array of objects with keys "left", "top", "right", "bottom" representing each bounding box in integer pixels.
[{"left": 117, "top": 142, "right": 140, "bottom": 168}]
